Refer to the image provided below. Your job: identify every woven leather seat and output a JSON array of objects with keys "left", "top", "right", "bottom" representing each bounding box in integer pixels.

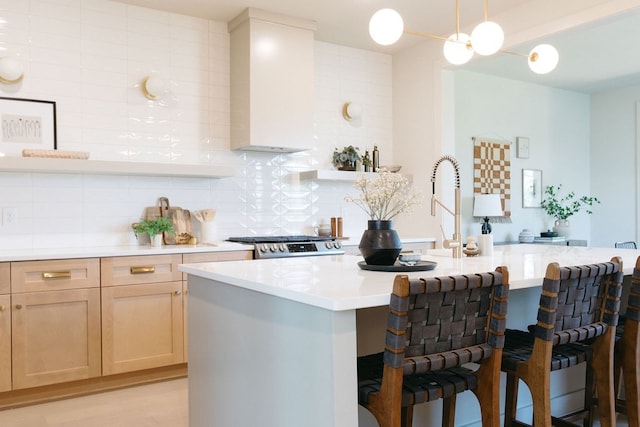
[
  {"left": 358, "top": 268, "right": 509, "bottom": 427},
  {"left": 501, "top": 258, "right": 624, "bottom": 427}
]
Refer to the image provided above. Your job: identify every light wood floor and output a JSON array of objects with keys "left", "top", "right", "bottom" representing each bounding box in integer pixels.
[
  {"left": 0, "top": 378, "right": 629, "bottom": 426},
  {"left": 0, "top": 379, "right": 188, "bottom": 427}
]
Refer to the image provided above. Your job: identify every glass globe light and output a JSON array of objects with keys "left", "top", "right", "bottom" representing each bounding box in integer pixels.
[
  {"left": 470, "top": 21, "right": 504, "bottom": 55},
  {"left": 528, "top": 44, "right": 559, "bottom": 74},
  {"left": 369, "top": 9, "right": 404, "bottom": 46},
  {"left": 0, "top": 56, "right": 24, "bottom": 83},
  {"left": 443, "top": 33, "right": 474, "bottom": 65}
]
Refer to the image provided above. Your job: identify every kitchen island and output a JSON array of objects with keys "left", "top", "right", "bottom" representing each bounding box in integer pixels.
[{"left": 180, "top": 244, "right": 640, "bottom": 427}]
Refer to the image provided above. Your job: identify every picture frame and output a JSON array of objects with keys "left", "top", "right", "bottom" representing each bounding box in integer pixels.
[
  {"left": 522, "top": 169, "right": 542, "bottom": 208},
  {"left": 0, "top": 97, "right": 57, "bottom": 156},
  {"left": 516, "top": 136, "right": 530, "bottom": 159}
]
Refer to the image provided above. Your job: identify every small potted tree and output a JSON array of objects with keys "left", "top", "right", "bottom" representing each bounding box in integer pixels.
[
  {"left": 541, "top": 184, "right": 600, "bottom": 237},
  {"left": 332, "top": 145, "right": 361, "bottom": 171},
  {"left": 132, "top": 217, "right": 175, "bottom": 247}
]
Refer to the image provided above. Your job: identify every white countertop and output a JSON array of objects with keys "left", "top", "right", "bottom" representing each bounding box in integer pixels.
[
  {"left": 180, "top": 244, "right": 640, "bottom": 312},
  {"left": 0, "top": 241, "right": 252, "bottom": 262}
]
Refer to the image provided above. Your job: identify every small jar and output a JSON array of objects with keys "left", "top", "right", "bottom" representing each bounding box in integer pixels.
[{"left": 519, "top": 229, "right": 535, "bottom": 243}]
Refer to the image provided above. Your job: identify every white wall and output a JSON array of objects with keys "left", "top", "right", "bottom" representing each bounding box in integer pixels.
[
  {"left": 0, "top": 0, "right": 392, "bottom": 249},
  {"left": 590, "top": 84, "right": 640, "bottom": 247},
  {"left": 454, "top": 71, "right": 593, "bottom": 244}
]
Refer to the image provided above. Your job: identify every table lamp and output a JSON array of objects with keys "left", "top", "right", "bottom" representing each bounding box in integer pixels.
[{"left": 473, "top": 194, "right": 503, "bottom": 255}]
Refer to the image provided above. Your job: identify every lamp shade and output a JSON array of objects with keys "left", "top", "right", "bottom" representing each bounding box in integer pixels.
[
  {"left": 470, "top": 21, "right": 504, "bottom": 56},
  {"left": 369, "top": 9, "right": 404, "bottom": 46},
  {"left": 528, "top": 44, "right": 559, "bottom": 75},
  {"left": 473, "top": 193, "right": 503, "bottom": 217},
  {"left": 443, "top": 33, "right": 474, "bottom": 65}
]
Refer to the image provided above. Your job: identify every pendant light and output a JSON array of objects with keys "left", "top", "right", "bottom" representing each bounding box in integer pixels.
[
  {"left": 442, "top": 0, "right": 473, "bottom": 65},
  {"left": 470, "top": 0, "right": 504, "bottom": 55},
  {"left": 369, "top": 8, "right": 404, "bottom": 46}
]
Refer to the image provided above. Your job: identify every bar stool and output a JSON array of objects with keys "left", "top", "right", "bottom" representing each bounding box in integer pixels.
[
  {"left": 501, "top": 257, "right": 623, "bottom": 427},
  {"left": 612, "top": 255, "right": 640, "bottom": 424},
  {"left": 357, "top": 267, "right": 509, "bottom": 427}
]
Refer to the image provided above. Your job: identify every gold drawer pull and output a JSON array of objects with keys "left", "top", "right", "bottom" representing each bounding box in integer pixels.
[
  {"left": 0, "top": 305, "right": 5, "bottom": 312},
  {"left": 175, "top": 290, "right": 182, "bottom": 296},
  {"left": 42, "top": 271, "right": 72, "bottom": 280},
  {"left": 15, "top": 304, "right": 22, "bottom": 310},
  {"left": 130, "top": 266, "right": 156, "bottom": 274}
]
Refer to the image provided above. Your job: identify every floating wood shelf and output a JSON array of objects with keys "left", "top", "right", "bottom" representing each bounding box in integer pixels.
[{"left": 0, "top": 157, "right": 235, "bottom": 179}]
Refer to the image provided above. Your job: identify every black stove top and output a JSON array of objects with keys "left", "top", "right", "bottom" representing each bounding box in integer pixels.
[{"left": 227, "top": 235, "right": 335, "bottom": 244}]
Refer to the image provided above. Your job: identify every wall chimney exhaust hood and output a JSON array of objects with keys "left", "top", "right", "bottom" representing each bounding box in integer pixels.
[{"left": 229, "top": 8, "right": 316, "bottom": 153}]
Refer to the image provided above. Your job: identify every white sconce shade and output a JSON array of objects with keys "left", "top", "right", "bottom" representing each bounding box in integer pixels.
[
  {"left": 369, "top": 9, "right": 404, "bottom": 46},
  {"left": 470, "top": 21, "right": 504, "bottom": 55},
  {"left": 0, "top": 56, "right": 24, "bottom": 84},
  {"left": 142, "top": 75, "right": 168, "bottom": 100},
  {"left": 528, "top": 44, "right": 559, "bottom": 74},
  {"left": 443, "top": 33, "right": 474, "bottom": 65},
  {"left": 342, "top": 102, "right": 362, "bottom": 121}
]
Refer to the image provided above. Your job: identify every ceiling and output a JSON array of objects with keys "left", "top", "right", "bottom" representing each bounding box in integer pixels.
[{"left": 114, "top": 0, "right": 640, "bottom": 94}]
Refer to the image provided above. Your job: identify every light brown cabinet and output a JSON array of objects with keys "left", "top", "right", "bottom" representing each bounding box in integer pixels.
[
  {"left": 10, "top": 259, "right": 101, "bottom": 390},
  {"left": 0, "top": 263, "right": 10, "bottom": 392},
  {"left": 101, "top": 254, "right": 184, "bottom": 375}
]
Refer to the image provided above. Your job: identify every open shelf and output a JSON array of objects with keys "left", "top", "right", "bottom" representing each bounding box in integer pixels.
[
  {"left": 0, "top": 157, "right": 235, "bottom": 179},
  {"left": 296, "top": 170, "right": 377, "bottom": 181}
]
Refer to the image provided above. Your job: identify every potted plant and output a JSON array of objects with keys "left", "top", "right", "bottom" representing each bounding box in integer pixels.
[
  {"left": 132, "top": 217, "right": 175, "bottom": 247},
  {"left": 540, "top": 184, "right": 600, "bottom": 237},
  {"left": 344, "top": 171, "right": 422, "bottom": 265},
  {"left": 332, "top": 145, "right": 361, "bottom": 171}
]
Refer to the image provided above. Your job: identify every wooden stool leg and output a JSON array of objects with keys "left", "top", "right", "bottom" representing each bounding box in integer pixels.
[
  {"left": 592, "top": 333, "right": 616, "bottom": 427},
  {"left": 401, "top": 405, "right": 414, "bottom": 427},
  {"left": 504, "top": 373, "right": 519, "bottom": 427},
  {"left": 442, "top": 394, "right": 456, "bottom": 427},
  {"left": 622, "top": 322, "right": 640, "bottom": 426}
]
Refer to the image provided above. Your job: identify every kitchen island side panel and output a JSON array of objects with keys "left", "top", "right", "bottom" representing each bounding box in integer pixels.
[{"left": 187, "top": 275, "right": 359, "bottom": 427}]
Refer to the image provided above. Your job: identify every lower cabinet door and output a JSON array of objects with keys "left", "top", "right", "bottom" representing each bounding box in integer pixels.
[
  {"left": 102, "top": 281, "right": 184, "bottom": 375},
  {"left": 0, "top": 295, "right": 10, "bottom": 392},
  {"left": 11, "top": 288, "right": 101, "bottom": 389}
]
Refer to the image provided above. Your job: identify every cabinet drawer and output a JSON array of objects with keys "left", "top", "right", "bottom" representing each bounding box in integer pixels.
[
  {"left": 0, "top": 263, "right": 8, "bottom": 295},
  {"left": 182, "top": 251, "right": 252, "bottom": 280},
  {"left": 101, "top": 254, "right": 182, "bottom": 286},
  {"left": 11, "top": 259, "right": 100, "bottom": 293}
]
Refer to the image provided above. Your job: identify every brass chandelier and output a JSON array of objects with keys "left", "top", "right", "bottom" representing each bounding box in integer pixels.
[{"left": 369, "top": 0, "right": 559, "bottom": 74}]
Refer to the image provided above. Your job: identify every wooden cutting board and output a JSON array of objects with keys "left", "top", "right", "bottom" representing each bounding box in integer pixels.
[{"left": 158, "top": 197, "right": 193, "bottom": 245}]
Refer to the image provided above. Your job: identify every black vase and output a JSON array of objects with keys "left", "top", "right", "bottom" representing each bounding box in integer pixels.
[{"left": 359, "top": 220, "right": 403, "bottom": 265}]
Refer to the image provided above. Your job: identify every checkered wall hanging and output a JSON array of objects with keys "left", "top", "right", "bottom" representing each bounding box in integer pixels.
[{"left": 473, "top": 137, "right": 511, "bottom": 220}]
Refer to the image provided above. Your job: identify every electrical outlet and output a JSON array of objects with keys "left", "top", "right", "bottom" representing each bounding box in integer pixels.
[{"left": 3, "top": 207, "right": 17, "bottom": 225}]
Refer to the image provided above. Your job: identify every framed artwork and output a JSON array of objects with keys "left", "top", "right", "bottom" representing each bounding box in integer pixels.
[
  {"left": 0, "top": 97, "right": 57, "bottom": 155},
  {"left": 522, "top": 169, "right": 542, "bottom": 208},
  {"left": 516, "top": 136, "right": 530, "bottom": 159}
]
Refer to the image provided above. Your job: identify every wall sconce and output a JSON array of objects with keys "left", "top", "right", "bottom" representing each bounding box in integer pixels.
[
  {"left": 0, "top": 56, "right": 24, "bottom": 84},
  {"left": 342, "top": 102, "right": 362, "bottom": 121},
  {"left": 142, "top": 75, "right": 168, "bottom": 100}
]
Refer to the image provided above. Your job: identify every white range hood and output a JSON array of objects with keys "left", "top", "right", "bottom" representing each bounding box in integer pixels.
[{"left": 229, "top": 8, "right": 316, "bottom": 153}]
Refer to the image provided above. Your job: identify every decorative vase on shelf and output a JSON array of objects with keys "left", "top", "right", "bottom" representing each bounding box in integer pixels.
[
  {"left": 359, "top": 220, "right": 403, "bottom": 265},
  {"left": 519, "top": 229, "right": 535, "bottom": 243},
  {"left": 553, "top": 219, "right": 571, "bottom": 238},
  {"left": 150, "top": 234, "right": 163, "bottom": 247}
]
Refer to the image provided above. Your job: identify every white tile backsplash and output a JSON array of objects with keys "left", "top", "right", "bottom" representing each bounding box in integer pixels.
[{"left": 0, "top": 0, "right": 392, "bottom": 249}]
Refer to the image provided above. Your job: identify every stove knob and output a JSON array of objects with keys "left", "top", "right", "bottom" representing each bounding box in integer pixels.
[
  {"left": 259, "top": 244, "right": 268, "bottom": 253},
  {"left": 279, "top": 243, "right": 286, "bottom": 252},
  {"left": 270, "top": 244, "right": 277, "bottom": 252},
  {"left": 334, "top": 241, "right": 342, "bottom": 249},
  {"left": 325, "top": 242, "right": 332, "bottom": 249}
]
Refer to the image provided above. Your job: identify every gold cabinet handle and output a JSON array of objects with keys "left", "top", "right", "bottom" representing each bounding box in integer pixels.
[
  {"left": 42, "top": 271, "right": 71, "bottom": 279},
  {"left": 130, "top": 266, "right": 155, "bottom": 274},
  {"left": 175, "top": 290, "right": 182, "bottom": 296},
  {"left": 15, "top": 304, "right": 22, "bottom": 310},
  {"left": 0, "top": 305, "right": 5, "bottom": 312}
]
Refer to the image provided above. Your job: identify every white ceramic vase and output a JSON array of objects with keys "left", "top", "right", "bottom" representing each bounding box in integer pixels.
[
  {"left": 553, "top": 219, "right": 571, "bottom": 238},
  {"left": 150, "top": 234, "right": 163, "bottom": 247}
]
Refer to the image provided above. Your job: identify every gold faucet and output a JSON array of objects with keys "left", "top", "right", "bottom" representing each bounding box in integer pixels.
[{"left": 430, "top": 155, "right": 462, "bottom": 258}]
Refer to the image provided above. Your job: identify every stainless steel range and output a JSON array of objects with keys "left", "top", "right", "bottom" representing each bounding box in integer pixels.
[{"left": 227, "top": 235, "right": 344, "bottom": 259}]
